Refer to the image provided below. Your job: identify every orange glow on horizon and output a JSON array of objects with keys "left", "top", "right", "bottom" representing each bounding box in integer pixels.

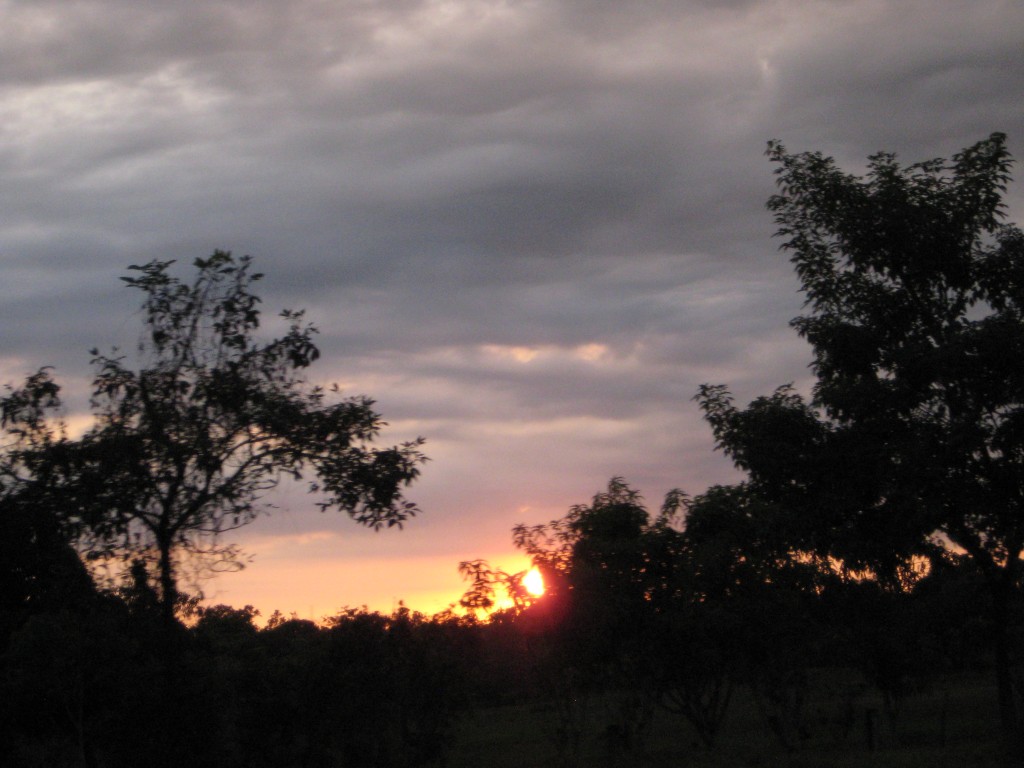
[{"left": 203, "top": 540, "right": 542, "bottom": 624}]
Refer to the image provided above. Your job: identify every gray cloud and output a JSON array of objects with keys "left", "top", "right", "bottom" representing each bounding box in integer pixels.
[{"left": 2, "top": 0, "right": 1023, "bottom": 612}]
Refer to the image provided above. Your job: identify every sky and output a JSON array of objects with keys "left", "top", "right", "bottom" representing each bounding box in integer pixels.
[{"left": 3, "top": 0, "right": 1024, "bottom": 620}]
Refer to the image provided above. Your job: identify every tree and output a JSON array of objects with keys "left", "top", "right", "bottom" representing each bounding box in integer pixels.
[
  {"left": 513, "top": 479, "right": 744, "bottom": 755},
  {"left": 4, "top": 251, "right": 427, "bottom": 628},
  {"left": 677, "top": 484, "right": 833, "bottom": 750},
  {"left": 1, "top": 370, "right": 100, "bottom": 651},
  {"left": 698, "top": 134, "right": 1024, "bottom": 745}
]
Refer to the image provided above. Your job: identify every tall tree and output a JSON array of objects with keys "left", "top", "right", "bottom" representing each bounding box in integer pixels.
[
  {"left": 5, "top": 252, "right": 427, "bottom": 627},
  {"left": 698, "top": 134, "right": 1024, "bottom": 744}
]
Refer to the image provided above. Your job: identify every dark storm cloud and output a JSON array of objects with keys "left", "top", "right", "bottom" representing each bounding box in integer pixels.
[{"left": 2, "top": 0, "right": 1023, "bottom": 611}]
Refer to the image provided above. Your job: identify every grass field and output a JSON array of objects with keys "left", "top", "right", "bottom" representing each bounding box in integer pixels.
[{"left": 448, "top": 671, "right": 1009, "bottom": 767}]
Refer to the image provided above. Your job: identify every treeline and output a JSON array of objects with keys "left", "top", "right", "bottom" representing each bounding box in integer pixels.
[
  {"left": 0, "top": 482, "right": 1005, "bottom": 766},
  {"left": 4, "top": 133, "right": 1024, "bottom": 765},
  {"left": 459, "top": 478, "right": 1003, "bottom": 762},
  {"left": 1, "top": 567, "right": 476, "bottom": 767}
]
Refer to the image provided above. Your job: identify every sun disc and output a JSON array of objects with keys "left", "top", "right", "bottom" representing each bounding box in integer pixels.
[{"left": 524, "top": 567, "right": 544, "bottom": 597}]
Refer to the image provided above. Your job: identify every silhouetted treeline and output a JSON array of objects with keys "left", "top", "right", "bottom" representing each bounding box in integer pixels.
[
  {"left": 1, "top": 560, "right": 480, "bottom": 768},
  {"left": 0, "top": 479, "right": 1013, "bottom": 767},
  {"left": 469, "top": 478, "right": 1013, "bottom": 763}
]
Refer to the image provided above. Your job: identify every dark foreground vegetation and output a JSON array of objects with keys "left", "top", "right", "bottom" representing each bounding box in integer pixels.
[
  {"left": 0, "top": 529, "right": 1014, "bottom": 767},
  {"left": 3, "top": 134, "right": 1024, "bottom": 766}
]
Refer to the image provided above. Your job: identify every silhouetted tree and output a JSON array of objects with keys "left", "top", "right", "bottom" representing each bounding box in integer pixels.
[
  {"left": 4, "top": 252, "right": 427, "bottom": 629},
  {"left": 0, "top": 493, "right": 96, "bottom": 647},
  {"left": 680, "top": 484, "right": 832, "bottom": 750},
  {"left": 511, "top": 479, "right": 698, "bottom": 759},
  {"left": 1, "top": 370, "right": 99, "bottom": 648},
  {"left": 698, "top": 133, "right": 1024, "bottom": 748}
]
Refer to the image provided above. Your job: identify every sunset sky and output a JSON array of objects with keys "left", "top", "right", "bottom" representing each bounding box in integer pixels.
[{"left": 2, "top": 0, "right": 1024, "bottom": 620}]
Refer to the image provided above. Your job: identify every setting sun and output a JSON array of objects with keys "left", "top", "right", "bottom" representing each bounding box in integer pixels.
[{"left": 523, "top": 567, "right": 544, "bottom": 597}]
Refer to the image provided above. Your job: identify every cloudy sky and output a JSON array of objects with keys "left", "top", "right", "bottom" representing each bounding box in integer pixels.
[{"left": 3, "top": 0, "right": 1023, "bottom": 619}]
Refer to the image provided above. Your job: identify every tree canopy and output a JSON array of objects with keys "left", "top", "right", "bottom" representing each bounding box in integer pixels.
[
  {"left": 1, "top": 252, "right": 427, "bottom": 625},
  {"left": 697, "top": 133, "right": 1024, "bottom": 743}
]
